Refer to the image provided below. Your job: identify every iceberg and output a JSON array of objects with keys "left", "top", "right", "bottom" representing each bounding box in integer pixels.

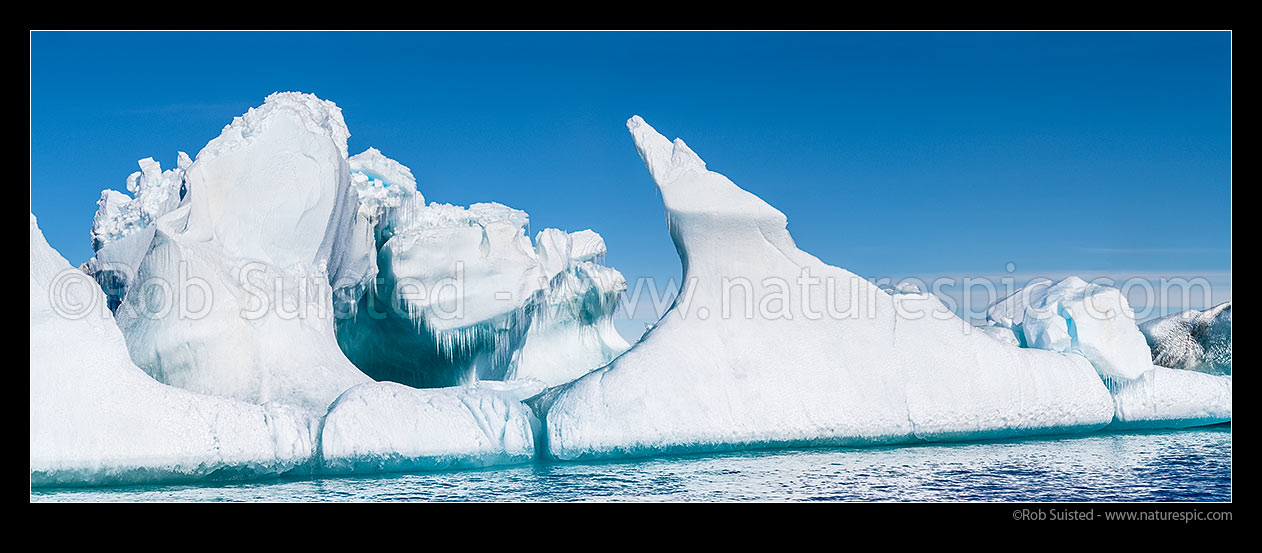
[
  {"left": 33, "top": 92, "right": 615, "bottom": 485},
  {"left": 33, "top": 210, "right": 540, "bottom": 485},
  {"left": 34, "top": 93, "right": 1229, "bottom": 486},
  {"left": 83, "top": 93, "right": 627, "bottom": 397},
  {"left": 539, "top": 117, "right": 1120, "bottom": 461},
  {"left": 1139, "top": 302, "right": 1231, "bottom": 375},
  {"left": 30, "top": 214, "right": 316, "bottom": 486},
  {"left": 988, "top": 277, "right": 1231, "bottom": 428}
]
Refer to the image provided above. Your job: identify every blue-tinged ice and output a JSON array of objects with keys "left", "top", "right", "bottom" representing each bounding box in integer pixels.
[
  {"left": 988, "top": 278, "right": 1231, "bottom": 428},
  {"left": 32, "top": 93, "right": 549, "bottom": 486}
]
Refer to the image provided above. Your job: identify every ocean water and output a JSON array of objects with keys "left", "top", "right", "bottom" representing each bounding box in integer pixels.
[{"left": 30, "top": 426, "right": 1231, "bottom": 502}]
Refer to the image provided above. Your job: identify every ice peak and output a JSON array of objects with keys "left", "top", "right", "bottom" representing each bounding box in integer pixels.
[
  {"left": 626, "top": 116, "right": 705, "bottom": 185},
  {"left": 201, "top": 91, "right": 350, "bottom": 161}
]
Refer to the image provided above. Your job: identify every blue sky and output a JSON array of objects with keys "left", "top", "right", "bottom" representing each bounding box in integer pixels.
[{"left": 31, "top": 31, "right": 1231, "bottom": 334}]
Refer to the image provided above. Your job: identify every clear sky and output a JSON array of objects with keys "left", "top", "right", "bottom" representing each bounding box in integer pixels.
[{"left": 30, "top": 31, "right": 1231, "bottom": 335}]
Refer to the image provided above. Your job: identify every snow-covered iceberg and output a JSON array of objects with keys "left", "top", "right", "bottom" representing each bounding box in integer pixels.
[
  {"left": 30, "top": 214, "right": 317, "bottom": 486},
  {"left": 1139, "top": 302, "right": 1231, "bottom": 375},
  {"left": 539, "top": 117, "right": 1121, "bottom": 461},
  {"left": 83, "top": 93, "right": 627, "bottom": 397}
]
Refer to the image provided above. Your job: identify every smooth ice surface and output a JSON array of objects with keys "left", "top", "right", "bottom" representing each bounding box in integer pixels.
[
  {"left": 987, "top": 277, "right": 1154, "bottom": 383},
  {"left": 1109, "top": 367, "right": 1232, "bottom": 429},
  {"left": 542, "top": 117, "right": 1120, "bottom": 461},
  {"left": 1139, "top": 302, "right": 1231, "bottom": 375},
  {"left": 114, "top": 92, "right": 373, "bottom": 412},
  {"left": 30, "top": 215, "right": 316, "bottom": 487},
  {"left": 975, "top": 322, "right": 1022, "bottom": 346},
  {"left": 320, "top": 381, "right": 541, "bottom": 474}
]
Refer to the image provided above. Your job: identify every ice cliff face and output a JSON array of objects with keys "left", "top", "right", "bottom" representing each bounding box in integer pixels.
[
  {"left": 336, "top": 196, "right": 628, "bottom": 388},
  {"left": 512, "top": 229, "right": 629, "bottom": 385},
  {"left": 319, "top": 380, "right": 542, "bottom": 474},
  {"left": 1139, "top": 302, "right": 1231, "bottom": 375},
  {"left": 540, "top": 117, "right": 1121, "bottom": 461}
]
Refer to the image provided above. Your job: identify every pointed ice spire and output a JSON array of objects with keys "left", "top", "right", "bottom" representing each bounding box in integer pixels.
[{"left": 626, "top": 116, "right": 706, "bottom": 186}]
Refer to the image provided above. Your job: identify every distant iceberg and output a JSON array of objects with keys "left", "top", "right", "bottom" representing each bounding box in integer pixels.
[{"left": 1139, "top": 302, "right": 1231, "bottom": 375}]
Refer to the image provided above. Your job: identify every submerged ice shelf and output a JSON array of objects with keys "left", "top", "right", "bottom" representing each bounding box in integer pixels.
[{"left": 31, "top": 93, "right": 1230, "bottom": 487}]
